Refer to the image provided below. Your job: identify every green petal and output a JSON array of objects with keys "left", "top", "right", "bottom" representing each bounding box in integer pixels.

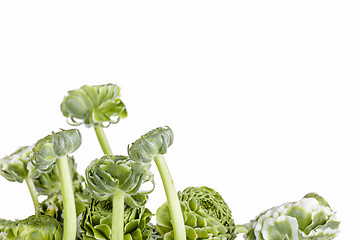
[{"left": 61, "top": 84, "right": 127, "bottom": 127}]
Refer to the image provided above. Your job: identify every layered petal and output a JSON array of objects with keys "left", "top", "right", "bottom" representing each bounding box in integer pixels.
[
  {"left": 156, "top": 186, "right": 237, "bottom": 240},
  {"left": 61, "top": 84, "right": 127, "bottom": 127},
  {"left": 85, "top": 155, "right": 154, "bottom": 208},
  {"left": 80, "top": 199, "right": 153, "bottom": 240},
  {"left": 243, "top": 193, "right": 340, "bottom": 240}
]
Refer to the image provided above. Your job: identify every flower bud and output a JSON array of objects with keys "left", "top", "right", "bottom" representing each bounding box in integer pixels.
[
  {"left": 0, "top": 146, "right": 37, "bottom": 183},
  {"left": 31, "top": 129, "right": 81, "bottom": 173},
  {"left": 128, "top": 126, "right": 174, "bottom": 163}
]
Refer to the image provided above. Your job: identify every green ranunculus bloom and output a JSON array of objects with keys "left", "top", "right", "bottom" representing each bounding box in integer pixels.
[
  {"left": 80, "top": 199, "right": 153, "bottom": 240},
  {"left": 244, "top": 193, "right": 340, "bottom": 240},
  {"left": 85, "top": 155, "right": 154, "bottom": 208},
  {"left": 61, "top": 83, "right": 127, "bottom": 127},
  {"left": 0, "top": 145, "right": 38, "bottom": 183},
  {"left": 156, "top": 186, "right": 238, "bottom": 240},
  {"left": 31, "top": 129, "right": 82, "bottom": 173},
  {"left": 1, "top": 215, "right": 62, "bottom": 240},
  {"left": 127, "top": 126, "right": 174, "bottom": 163}
]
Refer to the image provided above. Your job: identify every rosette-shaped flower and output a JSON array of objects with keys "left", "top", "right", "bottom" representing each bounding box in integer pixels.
[
  {"left": 243, "top": 193, "right": 340, "bottom": 240},
  {"left": 86, "top": 155, "right": 154, "bottom": 240},
  {"left": 156, "top": 186, "right": 238, "bottom": 240},
  {"left": 33, "top": 156, "right": 85, "bottom": 196},
  {"left": 128, "top": 126, "right": 173, "bottom": 163},
  {"left": 85, "top": 155, "right": 154, "bottom": 208},
  {"left": 1, "top": 215, "right": 62, "bottom": 240},
  {"left": 31, "top": 129, "right": 81, "bottom": 173},
  {"left": 80, "top": 199, "right": 153, "bottom": 240},
  {"left": 61, "top": 84, "right": 127, "bottom": 127},
  {"left": 0, "top": 145, "right": 38, "bottom": 183}
]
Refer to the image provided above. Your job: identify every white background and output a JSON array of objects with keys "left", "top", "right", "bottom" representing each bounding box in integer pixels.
[{"left": 0, "top": 1, "right": 359, "bottom": 239}]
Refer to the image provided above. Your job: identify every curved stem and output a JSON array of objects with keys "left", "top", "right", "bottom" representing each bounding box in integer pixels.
[
  {"left": 57, "top": 156, "right": 76, "bottom": 240},
  {"left": 154, "top": 155, "right": 186, "bottom": 240},
  {"left": 94, "top": 126, "right": 113, "bottom": 155},
  {"left": 25, "top": 177, "right": 40, "bottom": 215},
  {"left": 112, "top": 191, "right": 125, "bottom": 240}
]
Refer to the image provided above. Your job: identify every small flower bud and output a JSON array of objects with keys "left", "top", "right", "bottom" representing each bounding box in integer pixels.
[
  {"left": 31, "top": 129, "right": 81, "bottom": 173},
  {"left": 128, "top": 126, "right": 174, "bottom": 163}
]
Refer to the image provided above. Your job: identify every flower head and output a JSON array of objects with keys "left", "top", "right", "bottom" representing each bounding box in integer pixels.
[
  {"left": 61, "top": 84, "right": 127, "bottom": 127},
  {"left": 244, "top": 193, "right": 340, "bottom": 240},
  {"left": 1, "top": 215, "right": 62, "bottom": 240},
  {"left": 31, "top": 129, "right": 81, "bottom": 173},
  {"left": 0, "top": 145, "right": 38, "bottom": 183},
  {"left": 80, "top": 199, "right": 153, "bottom": 240},
  {"left": 128, "top": 126, "right": 174, "bottom": 163},
  {"left": 156, "top": 186, "right": 238, "bottom": 240},
  {"left": 85, "top": 155, "right": 154, "bottom": 208}
]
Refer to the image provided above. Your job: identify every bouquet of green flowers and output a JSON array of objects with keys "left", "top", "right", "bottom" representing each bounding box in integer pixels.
[{"left": 0, "top": 84, "right": 340, "bottom": 240}]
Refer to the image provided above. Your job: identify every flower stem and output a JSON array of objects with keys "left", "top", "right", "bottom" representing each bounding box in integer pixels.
[
  {"left": 57, "top": 156, "right": 76, "bottom": 240},
  {"left": 112, "top": 191, "right": 125, "bottom": 240},
  {"left": 94, "top": 125, "right": 124, "bottom": 240},
  {"left": 25, "top": 177, "right": 40, "bottom": 215},
  {"left": 94, "top": 126, "right": 113, "bottom": 155},
  {"left": 154, "top": 155, "right": 186, "bottom": 240}
]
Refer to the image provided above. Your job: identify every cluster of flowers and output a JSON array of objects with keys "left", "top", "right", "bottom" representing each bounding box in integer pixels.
[{"left": 0, "top": 84, "right": 340, "bottom": 240}]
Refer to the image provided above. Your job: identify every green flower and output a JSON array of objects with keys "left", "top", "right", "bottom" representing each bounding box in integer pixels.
[
  {"left": 31, "top": 129, "right": 82, "bottom": 173},
  {"left": 128, "top": 126, "right": 186, "bottom": 240},
  {"left": 33, "top": 156, "right": 84, "bottom": 196},
  {"left": 244, "top": 193, "right": 340, "bottom": 240},
  {"left": 80, "top": 199, "right": 153, "bottom": 240},
  {"left": 61, "top": 84, "right": 127, "bottom": 127},
  {"left": 31, "top": 128, "right": 82, "bottom": 240},
  {"left": 127, "top": 126, "right": 173, "bottom": 163},
  {"left": 1, "top": 215, "right": 62, "bottom": 240},
  {"left": 156, "top": 186, "right": 237, "bottom": 240},
  {"left": 0, "top": 145, "right": 41, "bottom": 215},
  {"left": 0, "top": 145, "right": 38, "bottom": 183},
  {"left": 85, "top": 155, "right": 154, "bottom": 208}
]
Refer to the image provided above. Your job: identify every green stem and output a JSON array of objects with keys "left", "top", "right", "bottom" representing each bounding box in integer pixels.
[
  {"left": 25, "top": 177, "right": 40, "bottom": 215},
  {"left": 112, "top": 191, "right": 125, "bottom": 240},
  {"left": 94, "top": 125, "right": 124, "bottom": 240},
  {"left": 57, "top": 156, "right": 76, "bottom": 240},
  {"left": 94, "top": 126, "right": 113, "bottom": 155},
  {"left": 154, "top": 155, "right": 186, "bottom": 240}
]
